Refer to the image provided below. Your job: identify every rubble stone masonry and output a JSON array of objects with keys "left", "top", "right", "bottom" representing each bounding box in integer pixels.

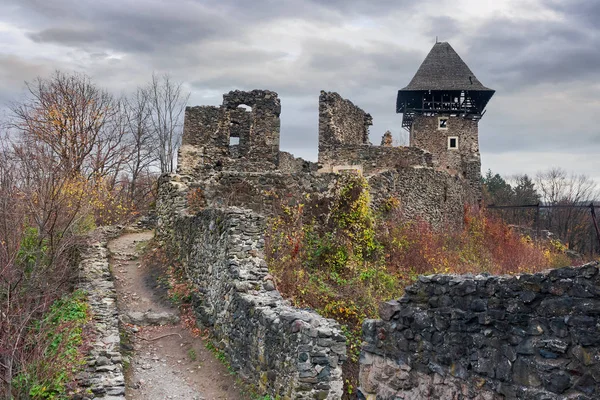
[{"left": 360, "top": 263, "right": 600, "bottom": 399}]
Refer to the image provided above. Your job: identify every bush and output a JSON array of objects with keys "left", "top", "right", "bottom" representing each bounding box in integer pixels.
[
  {"left": 265, "top": 173, "right": 572, "bottom": 398},
  {"left": 12, "top": 290, "right": 90, "bottom": 399}
]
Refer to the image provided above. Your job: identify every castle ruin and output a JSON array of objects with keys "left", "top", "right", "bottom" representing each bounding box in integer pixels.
[
  {"left": 169, "top": 42, "right": 494, "bottom": 229},
  {"left": 154, "top": 42, "right": 541, "bottom": 399}
]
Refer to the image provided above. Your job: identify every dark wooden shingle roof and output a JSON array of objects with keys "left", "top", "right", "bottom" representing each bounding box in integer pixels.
[{"left": 401, "top": 42, "right": 493, "bottom": 91}]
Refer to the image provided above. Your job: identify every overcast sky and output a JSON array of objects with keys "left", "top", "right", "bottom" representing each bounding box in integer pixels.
[{"left": 1, "top": 0, "right": 599, "bottom": 180}]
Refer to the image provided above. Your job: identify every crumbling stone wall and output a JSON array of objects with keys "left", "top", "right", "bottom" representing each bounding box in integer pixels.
[
  {"left": 318, "top": 90, "right": 371, "bottom": 172},
  {"left": 360, "top": 262, "right": 600, "bottom": 399},
  {"left": 159, "top": 207, "right": 346, "bottom": 399},
  {"left": 223, "top": 90, "right": 281, "bottom": 166},
  {"left": 369, "top": 167, "right": 474, "bottom": 229},
  {"left": 317, "top": 91, "right": 436, "bottom": 176},
  {"left": 178, "top": 90, "right": 281, "bottom": 176},
  {"left": 319, "top": 144, "right": 434, "bottom": 175},
  {"left": 319, "top": 90, "right": 372, "bottom": 148},
  {"left": 156, "top": 174, "right": 192, "bottom": 241},
  {"left": 278, "top": 151, "right": 319, "bottom": 173},
  {"left": 157, "top": 166, "right": 470, "bottom": 229}
]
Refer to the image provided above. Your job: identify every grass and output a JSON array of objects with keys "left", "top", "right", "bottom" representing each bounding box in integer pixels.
[
  {"left": 134, "top": 239, "right": 149, "bottom": 253},
  {"left": 13, "top": 290, "right": 91, "bottom": 400}
]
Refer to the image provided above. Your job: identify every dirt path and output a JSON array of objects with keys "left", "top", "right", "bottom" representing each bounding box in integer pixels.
[{"left": 109, "top": 231, "right": 248, "bottom": 400}]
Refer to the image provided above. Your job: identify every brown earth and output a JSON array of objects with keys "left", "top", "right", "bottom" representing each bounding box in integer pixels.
[{"left": 108, "top": 231, "right": 249, "bottom": 400}]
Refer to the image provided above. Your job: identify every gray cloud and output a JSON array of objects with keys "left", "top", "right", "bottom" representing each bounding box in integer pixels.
[
  {"left": 0, "top": 55, "right": 55, "bottom": 106},
  {"left": 462, "top": 6, "right": 600, "bottom": 91},
  {"left": 548, "top": 0, "right": 600, "bottom": 30},
  {"left": 24, "top": 2, "right": 237, "bottom": 53},
  {"left": 0, "top": 0, "right": 598, "bottom": 181}
]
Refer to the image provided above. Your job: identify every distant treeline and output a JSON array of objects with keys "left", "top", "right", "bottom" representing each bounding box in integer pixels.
[{"left": 482, "top": 168, "right": 600, "bottom": 256}]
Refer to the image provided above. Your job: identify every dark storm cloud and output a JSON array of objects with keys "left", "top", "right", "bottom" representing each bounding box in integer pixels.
[
  {"left": 548, "top": 0, "right": 600, "bottom": 29},
  {"left": 10, "top": 0, "right": 423, "bottom": 55},
  {"left": 462, "top": 4, "right": 600, "bottom": 91},
  {"left": 1, "top": 0, "right": 598, "bottom": 180},
  {"left": 24, "top": 2, "right": 237, "bottom": 53}
]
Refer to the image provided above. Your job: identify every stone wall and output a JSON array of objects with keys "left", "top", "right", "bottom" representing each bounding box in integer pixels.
[
  {"left": 278, "top": 151, "right": 319, "bottom": 174},
  {"left": 369, "top": 167, "right": 474, "bottom": 229},
  {"left": 75, "top": 228, "right": 125, "bottom": 399},
  {"left": 359, "top": 262, "right": 600, "bottom": 399},
  {"left": 411, "top": 114, "right": 482, "bottom": 195},
  {"left": 157, "top": 165, "right": 470, "bottom": 229},
  {"left": 163, "top": 207, "right": 346, "bottom": 399},
  {"left": 318, "top": 144, "right": 434, "bottom": 176},
  {"left": 317, "top": 91, "right": 437, "bottom": 177},
  {"left": 318, "top": 90, "right": 371, "bottom": 172},
  {"left": 178, "top": 90, "right": 281, "bottom": 177},
  {"left": 156, "top": 174, "right": 192, "bottom": 241}
]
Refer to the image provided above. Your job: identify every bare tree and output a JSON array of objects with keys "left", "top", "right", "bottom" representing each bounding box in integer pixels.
[
  {"left": 536, "top": 167, "right": 599, "bottom": 253},
  {"left": 87, "top": 97, "right": 130, "bottom": 188},
  {"left": 124, "top": 88, "right": 154, "bottom": 201},
  {"left": 0, "top": 131, "right": 82, "bottom": 397},
  {"left": 146, "top": 73, "right": 189, "bottom": 174}
]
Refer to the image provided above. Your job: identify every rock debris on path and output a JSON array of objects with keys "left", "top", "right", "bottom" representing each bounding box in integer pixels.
[{"left": 108, "top": 231, "right": 247, "bottom": 400}]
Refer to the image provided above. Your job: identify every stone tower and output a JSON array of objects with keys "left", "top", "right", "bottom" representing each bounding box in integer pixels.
[{"left": 396, "top": 42, "right": 494, "bottom": 189}]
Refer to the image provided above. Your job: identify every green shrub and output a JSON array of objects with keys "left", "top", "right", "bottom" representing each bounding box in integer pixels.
[{"left": 13, "top": 290, "right": 90, "bottom": 399}]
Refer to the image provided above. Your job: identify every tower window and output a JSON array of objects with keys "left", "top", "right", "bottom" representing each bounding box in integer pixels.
[
  {"left": 448, "top": 136, "right": 458, "bottom": 149},
  {"left": 438, "top": 117, "right": 448, "bottom": 130}
]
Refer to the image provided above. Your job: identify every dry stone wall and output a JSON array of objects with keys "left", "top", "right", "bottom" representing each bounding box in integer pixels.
[
  {"left": 368, "top": 167, "right": 474, "bottom": 229},
  {"left": 75, "top": 229, "right": 125, "bottom": 399},
  {"left": 359, "top": 262, "right": 600, "bottom": 399},
  {"left": 161, "top": 207, "right": 346, "bottom": 399}
]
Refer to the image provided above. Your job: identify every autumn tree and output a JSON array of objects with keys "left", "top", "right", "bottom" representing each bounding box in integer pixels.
[
  {"left": 9, "top": 71, "right": 120, "bottom": 178},
  {"left": 0, "top": 130, "right": 85, "bottom": 396}
]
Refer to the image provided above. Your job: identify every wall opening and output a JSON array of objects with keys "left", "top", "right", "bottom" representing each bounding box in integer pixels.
[
  {"left": 448, "top": 136, "right": 458, "bottom": 149},
  {"left": 230, "top": 136, "right": 240, "bottom": 146},
  {"left": 438, "top": 117, "right": 448, "bottom": 130}
]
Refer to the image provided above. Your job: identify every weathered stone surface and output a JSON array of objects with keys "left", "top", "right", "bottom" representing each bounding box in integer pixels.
[
  {"left": 160, "top": 207, "right": 345, "bottom": 399},
  {"left": 74, "top": 232, "right": 126, "bottom": 399},
  {"left": 120, "top": 311, "right": 179, "bottom": 326},
  {"left": 359, "top": 262, "right": 600, "bottom": 399},
  {"left": 167, "top": 89, "right": 480, "bottom": 233}
]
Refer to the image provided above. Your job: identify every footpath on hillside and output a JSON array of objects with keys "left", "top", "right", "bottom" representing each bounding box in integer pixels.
[{"left": 108, "top": 231, "right": 247, "bottom": 400}]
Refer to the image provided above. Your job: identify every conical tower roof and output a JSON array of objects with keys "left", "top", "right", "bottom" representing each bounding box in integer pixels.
[{"left": 401, "top": 42, "right": 493, "bottom": 91}]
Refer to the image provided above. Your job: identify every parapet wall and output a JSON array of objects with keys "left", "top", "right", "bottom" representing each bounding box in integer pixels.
[
  {"left": 360, "top": 262, "right": 600, "bottom": 399},
  {"left": 159, "top": 202, "right": 346, "bottom": 399},
  {"left": 158, "top": 164, "right": 471, "bottom": 230},
  {"left": 75, "top": 228, "right": 125, "bottom": 399}
]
